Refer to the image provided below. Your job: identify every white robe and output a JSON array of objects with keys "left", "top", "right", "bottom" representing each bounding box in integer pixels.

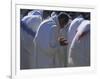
[
  {"left": 22, "top": 15, "right": 42, "bottom": 32},
  {"left": 20, "top": 11, "right": 42, "bottom": 69},
  {"left": 67, "top": 15, "right": 84, "bottom": 49},
  {"left": 68, "top": 20, "right": 90, "bottom": 67},
  {"left": 33, "top": 15, "right": 62, "bottom": 68},
  {"left": 67, "top": 16, "right": 84, "bottom": 66},
  {"left": 28, "top": 10, "right": 43, "bottom": 16}
]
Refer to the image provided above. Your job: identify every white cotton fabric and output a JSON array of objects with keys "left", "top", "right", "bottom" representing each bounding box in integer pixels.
[{"left": 68, "top": 20, "right": 90, "bottom": 67}]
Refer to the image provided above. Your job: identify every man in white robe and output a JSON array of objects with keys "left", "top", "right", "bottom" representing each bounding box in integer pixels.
[
  {"left": 20, "top": 10, "right": 43, "bottom": 69},
  {"left": 58, "top": 13, "right": 72, "bottom": 67},
  {"left": 67, "top": 15, "right": 84, "bottom": 66},
  {"left": 68, "top": 20, "right": 90, "bottom": 67},
  {"left": 22, "top": 10, "right": 43, "bottom": 32},
  {"left": 33, "top": 13, "right": 70, "bottom": 68},
  {"left": 50, "top": 12, "right": 66, "bottom": 67},
  {"left": 67, "top": 15, "right": 84, "bottom": 49}
]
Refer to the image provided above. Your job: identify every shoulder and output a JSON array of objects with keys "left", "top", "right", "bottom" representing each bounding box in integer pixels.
[
  {"left": 21, "top": 15, "right": 30, "bottom": 21},
  {"left": 77, "top": 20, "right": 90, "bottom": 34},
  {"left": 73, "top": 17, "right": 83, "bottom": 24},
  {"left": 78, "top": 20, "right": 90, "bottom": 30},
  {"left": 82, "top": 20, "right": 90, "bottom": 25},
  {"left": 40, "top": 18, "right": 55, "bottom": 27},
  {"left": 28, "top": 15, "right": 42, "bottom": 21}
]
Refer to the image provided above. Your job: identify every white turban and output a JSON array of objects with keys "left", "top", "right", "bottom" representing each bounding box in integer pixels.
[{"left": 28, "top": 10, "right": 43, "bottom": 17}]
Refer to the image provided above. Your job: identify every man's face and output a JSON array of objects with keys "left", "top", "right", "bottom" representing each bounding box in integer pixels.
[{"left": 59, "top": 19, "right": 66, "bottom": 28}]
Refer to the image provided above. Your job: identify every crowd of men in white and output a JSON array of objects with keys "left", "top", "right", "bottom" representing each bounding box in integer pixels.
[{"left": 20, "top": 10, "right": 90, "bottom": 69}]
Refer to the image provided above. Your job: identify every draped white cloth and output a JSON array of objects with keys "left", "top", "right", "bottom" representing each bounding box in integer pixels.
[
  {"left": 20, "top": 10, "right": 43, "bottom": 69},
  {"left": 33, "top": 15, "right": 64, "bottom": 68},
  {"left": 58, "top": 27, "right": 68, "bottom": 67},
  {"left": 68, "top": 20, "right": 90, "bottom": 67},
  {"left": 67, "top": 15, "right": 84, "bottom": 49}
]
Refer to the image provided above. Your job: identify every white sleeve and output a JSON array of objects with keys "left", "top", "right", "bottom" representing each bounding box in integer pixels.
[{"left": 49, "top": 25, "right": 59, "bottom": 53}]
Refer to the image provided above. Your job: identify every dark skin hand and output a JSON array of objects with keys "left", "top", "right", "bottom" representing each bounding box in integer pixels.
[{"left": 58, "top": 37, "right": 68, "bottom": 46}]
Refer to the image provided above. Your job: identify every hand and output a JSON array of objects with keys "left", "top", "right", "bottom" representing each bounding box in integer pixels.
[{"left": 58, "top": 37, "right": 68, "bottom": 46}]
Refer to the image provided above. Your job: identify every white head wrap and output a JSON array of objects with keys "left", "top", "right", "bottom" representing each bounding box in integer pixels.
[{"left": 28, "top": 10, "right": 43, "bottom": 17}]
